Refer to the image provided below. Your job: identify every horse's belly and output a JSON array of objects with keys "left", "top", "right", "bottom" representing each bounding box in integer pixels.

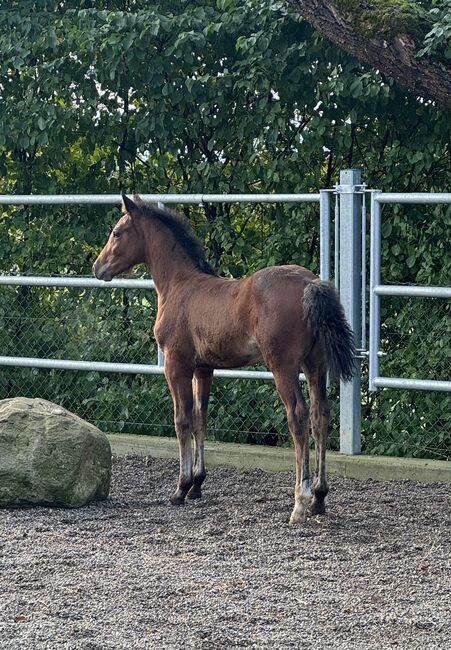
[{"left": 195, "top": 336, "right": 262, "bottom": 369}]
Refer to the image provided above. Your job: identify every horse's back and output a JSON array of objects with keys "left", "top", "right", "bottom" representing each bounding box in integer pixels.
[
  {"left": 251, "top": 264, "right": 317, "bottom": 289},
  {"left": 250, "top": 265, "right": 317, "bottom": 315}
]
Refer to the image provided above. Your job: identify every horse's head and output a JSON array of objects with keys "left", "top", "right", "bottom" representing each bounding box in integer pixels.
[{"left": 93, "top": 193, "right": 145, "bottom": 281}]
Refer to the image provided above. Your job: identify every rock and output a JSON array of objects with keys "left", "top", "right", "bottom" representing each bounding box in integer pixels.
[{"left": 0, "top": 397, "right": 111, "bottom": 508}]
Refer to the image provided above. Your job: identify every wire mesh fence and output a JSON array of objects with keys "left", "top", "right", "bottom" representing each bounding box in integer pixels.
[
  {"left": 0, "top": 283, "right": 449, "bottom": 459},
  {"left": 380, "top": 295, "right": 449, "bottom": 382},
  {"left": 1, "top": 195, "right": 450, "bottom": 460},
  {"left": 360, "top": 294, "right": 450, "bottom": 459}
]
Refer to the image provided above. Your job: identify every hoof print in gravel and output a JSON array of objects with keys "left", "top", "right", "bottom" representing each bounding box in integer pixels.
[{"left": 0, "top": 397, "right": 111, "bottom": 508}]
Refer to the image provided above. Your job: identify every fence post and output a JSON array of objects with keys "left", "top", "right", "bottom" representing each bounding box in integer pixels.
[
  {"left": 338, "top": 169, "right": 362, "bottom": 454},
  {"left": 319, "top": 190, "right": 331, "bottom": 281}
]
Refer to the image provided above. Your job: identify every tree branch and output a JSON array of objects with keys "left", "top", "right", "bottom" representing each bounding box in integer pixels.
[{"left": 288, "top": 0, "right": 451, "bottom": 110}]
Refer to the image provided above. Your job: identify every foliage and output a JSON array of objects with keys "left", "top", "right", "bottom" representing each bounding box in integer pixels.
[
  {"left": 0, "top": 0, "right": 450, "bottom": 459},
  {"left": 417, "top": 0, "right": 451, "bottom": 61}
]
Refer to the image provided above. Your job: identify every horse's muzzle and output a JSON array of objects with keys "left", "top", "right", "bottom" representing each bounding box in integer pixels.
[{"left": 93, "top": 260, "right": 112, "bottom": 282}]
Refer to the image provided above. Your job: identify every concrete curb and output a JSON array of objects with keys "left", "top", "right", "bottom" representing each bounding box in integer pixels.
[{"left": 108, "top": 434, "right": 451, "bottom": 484}]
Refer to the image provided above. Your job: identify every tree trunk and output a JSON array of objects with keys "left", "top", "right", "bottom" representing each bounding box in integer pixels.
[{"left": 288, "top": 0, "right": 451, "bottom": 110}]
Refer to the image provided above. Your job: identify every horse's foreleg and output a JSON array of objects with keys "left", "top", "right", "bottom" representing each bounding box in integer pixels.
[
  {"left": 273, "top": 368, "right": 311, "bottom": 525},
  {"left": 165, "top": 358, "right": 194, "bottom": 506},
  {"left": 306, "top": 367, "right": 330, "bottom": 515},
  {"left": 187, "top": 368, "right": 213, "bottom": 500}
]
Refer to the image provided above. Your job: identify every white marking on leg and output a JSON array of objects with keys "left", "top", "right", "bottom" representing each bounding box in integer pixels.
[{"left": 290, "top": 479, "right": 312, "bottom": 525}]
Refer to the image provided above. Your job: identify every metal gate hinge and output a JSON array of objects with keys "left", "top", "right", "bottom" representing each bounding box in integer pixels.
[
  {"left": 334, "top": 184, "right": 367, "bottom": 195},
  {"left": 355, "top": 349, "right": 387, "bottom": 358}
]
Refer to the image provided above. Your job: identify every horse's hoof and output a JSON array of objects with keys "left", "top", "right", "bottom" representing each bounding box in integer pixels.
[
  {"left": 310, "top": 499, "right": 326, "bottom": 515},
  {"left": 289, "top": 508, "right": 307, "bottom": 525},
  {"left": 186, "top": 486, "right": 202, "bottom": 500},
  {"left": 169, "top": 493, "right": 186, "bottom": 506}
]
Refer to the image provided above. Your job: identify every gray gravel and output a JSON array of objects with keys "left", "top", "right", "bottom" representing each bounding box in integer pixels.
[{"left": 0, "top": 455, "right": 450, "bottom": 649}]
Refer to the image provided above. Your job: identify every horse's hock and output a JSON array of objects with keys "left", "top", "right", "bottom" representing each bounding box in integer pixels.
[{"left": 0, "top": 397, "right": 111, "bottom": 508}]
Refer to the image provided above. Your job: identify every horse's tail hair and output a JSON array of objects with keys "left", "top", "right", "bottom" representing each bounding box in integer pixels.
[{"left": 303, "top": 279, "right": 356, "bottom": 382}]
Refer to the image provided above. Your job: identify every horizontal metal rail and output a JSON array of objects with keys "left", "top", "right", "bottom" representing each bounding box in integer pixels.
[
  {"left": 0, "top": 275, "right": 155, "bottom": 289},
  {"left": 374, "top": 285, "right": 451, "bottom": 298},
  {"left": 0, "top": 192, "right": 320, "bottom": 383},
  {"left": 0, "top": 356, "right": 164, "bottom": 375},
  {"left": 0, "top": 355, "right": 305, "bottom": 381},
  {"left": 0, "top": 193, "right": 320, "bottom": 205},
  {"left": 376, "top": 193, "right": 451, "bottom": 204},
  {"left": 373, "top": 377, "right": 451, "bottom": 392}
]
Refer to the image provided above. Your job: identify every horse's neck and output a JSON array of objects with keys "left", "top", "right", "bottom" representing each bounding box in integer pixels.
[{"left": 142, "top": 218, "right": 199, "bottom": 296}]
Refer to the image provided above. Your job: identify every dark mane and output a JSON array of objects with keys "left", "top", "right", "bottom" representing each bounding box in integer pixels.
[{"left": 140, "top": 202, "right": 216, "bottom": 276}]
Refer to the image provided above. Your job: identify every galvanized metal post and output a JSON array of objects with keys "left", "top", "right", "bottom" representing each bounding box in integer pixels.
[
  {"left": 369, "top": 191, "right": 382, "bottom": 392},
  {"left": 338, "top": 169, "right": 362, "bottom": 454},
  {"left": 319, "top": 190, "right": 331, "bottom": 281},
  {"left": 334, "top": 193, "right": 340, "bottom": 290}
]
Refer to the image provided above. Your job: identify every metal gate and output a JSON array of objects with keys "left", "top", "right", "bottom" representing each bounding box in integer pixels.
[
  {"left": 369, "top": 191, "right": 451, "bottom": 393},
  {"left": 331, "top": 174, "right": 451, "bottom": 455}
]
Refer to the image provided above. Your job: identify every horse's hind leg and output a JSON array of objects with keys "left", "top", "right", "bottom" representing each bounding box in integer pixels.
[
  {"left": 164, "top": 355, "right": 194, "bottom": 505},
  {"left": 187, "top": 367, "right": 213, "bottom": 500},
  {"left": 272, "top": 368, "right": 311, "bottom": 524},
  {"left": 305, "top": 363, "right": 330, "bottom": 515}
]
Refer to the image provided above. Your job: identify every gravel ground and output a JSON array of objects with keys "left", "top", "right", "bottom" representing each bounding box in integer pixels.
[{"left": 0, "top": 455, "right": 450, "bottom": 650}]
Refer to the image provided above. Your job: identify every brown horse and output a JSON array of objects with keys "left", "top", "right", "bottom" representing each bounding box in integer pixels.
[{"left": 93, "top": 193, "right": 355, "bottom": 524}]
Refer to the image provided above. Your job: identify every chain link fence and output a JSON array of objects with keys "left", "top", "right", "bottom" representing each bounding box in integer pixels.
[
  {"left": 0, "top": 282, "right": 449, "bottom": 459},
  {"left": 0, "top": 196, "right": 450, "bottom": 461},
  {"left": 0, "top": 283, "right": 327, "bottom": 446},
  {"left": 361, "top": 294, "right": 450, "bottom": 459}
]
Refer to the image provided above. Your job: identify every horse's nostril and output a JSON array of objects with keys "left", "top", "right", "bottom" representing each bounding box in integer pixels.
[
  {"left": 92, "top": 261, "right": 102, "bottom": 279},
  {"left": 93, "top": 261, "right": 112, "bottom": 281}
]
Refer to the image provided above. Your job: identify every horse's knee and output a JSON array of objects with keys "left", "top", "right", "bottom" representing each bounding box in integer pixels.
[
  {"left": 297, "top": 401, "right": 309, "bottom": 424},
  {"left": 174, "top": 412, "right": 193, "bottom": 438},
  {"left": 310, "top": 402, "right": 330, "bottom": 424},
  {"left": 287, "top": 403, "right": 309, "bottom": 439}
]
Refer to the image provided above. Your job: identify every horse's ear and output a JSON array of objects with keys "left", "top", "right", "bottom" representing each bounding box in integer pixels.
[{"left": 121, "top": 191, "right": 137, "bottom": 215}]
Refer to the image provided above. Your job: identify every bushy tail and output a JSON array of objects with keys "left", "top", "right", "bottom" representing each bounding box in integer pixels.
[{"left": 303, "top": 280, "right": 356, "bottom": 382}]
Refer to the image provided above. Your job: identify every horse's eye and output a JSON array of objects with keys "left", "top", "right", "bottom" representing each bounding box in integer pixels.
[{"left": 113, "top": 230, "right": 121, "bottom": 239}]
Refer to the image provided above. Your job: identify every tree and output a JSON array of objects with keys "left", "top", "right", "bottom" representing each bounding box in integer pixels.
[{"left": 287, "top": 0, "right": 451, "bottom": 109}]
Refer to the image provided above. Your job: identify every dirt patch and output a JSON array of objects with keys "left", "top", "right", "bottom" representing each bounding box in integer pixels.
[{"left": 1, "top": 456, "right": 450, "bottom": 649}]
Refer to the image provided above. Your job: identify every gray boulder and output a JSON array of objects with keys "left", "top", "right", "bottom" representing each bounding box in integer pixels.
[{"left": 0, "top": 397, "right": 111, "bottom": 508}]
